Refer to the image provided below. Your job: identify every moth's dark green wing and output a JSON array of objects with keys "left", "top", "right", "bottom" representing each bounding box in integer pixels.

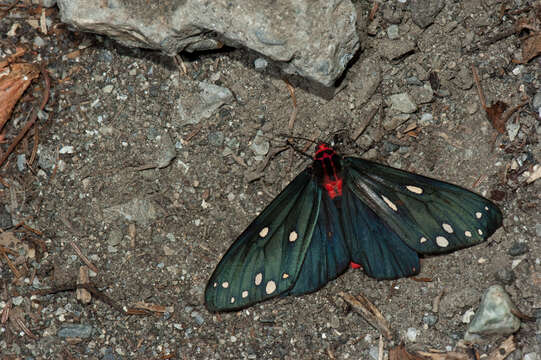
[
  {"left": 341, "top": 186, "right": 420, "bottom": 279},
  {"left": 205, "top": 169, "right": 320, "bottom": 312},
  {"left": 287, "top": 193, "right": 350, "bottom": 295},
  {"left": 343, "top": 157, "right": 502, "bottom": 258}
]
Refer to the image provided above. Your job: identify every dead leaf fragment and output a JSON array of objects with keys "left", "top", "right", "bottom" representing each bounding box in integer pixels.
[
  {"left": 0, "top": 62, "right": 40, "bottom": 131},
  {"left": 485, "top": 101, "right": 508, "bottom": 134},
  {"left": 522, "top": 33, "right": 541, "bottom": 63}
]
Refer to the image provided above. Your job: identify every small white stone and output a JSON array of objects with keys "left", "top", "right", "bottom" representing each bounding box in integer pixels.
[
  {"left": 406, "top": 327, "right": 417, "bottom": 342},
  {"left": 462, "top": 309, "right": 475, "bottom": 323}
]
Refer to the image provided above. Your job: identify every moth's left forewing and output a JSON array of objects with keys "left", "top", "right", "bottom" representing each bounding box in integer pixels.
[{"left": 343, "top": 157, "right": 502, "bottom": 254}]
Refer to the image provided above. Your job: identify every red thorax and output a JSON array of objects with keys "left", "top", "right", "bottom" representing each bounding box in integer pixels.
[{"left": 314, "top": 144, "right": 343, "bottom": 199}]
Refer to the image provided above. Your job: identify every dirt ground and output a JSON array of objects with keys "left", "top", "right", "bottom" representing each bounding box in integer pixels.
[{"left": 1, "top": 1, "right": 540, "bottom": 359}]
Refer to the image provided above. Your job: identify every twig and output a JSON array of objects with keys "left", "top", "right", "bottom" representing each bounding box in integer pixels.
[
  {"left": 486, "top": 335, "right": 516, "bottom": 360},
  {"left": 174, "top": 54, "right": 187, "bottom": 75},
  {"left": 472, "top": 66, "right": 486, "bottom": 110},
  {"left": 183, "top": 122, "right": 204, "bottom": 143},
  {"left": 244, "top": 145, "right": 289, "bottom": 182},
  {"left": 339, "top": 292, "right": 392, "bottom": 339},
  {"left": 69, "top": 242, "right": 99, "bottom": 274},
  {"left": 432, "top": 288, "right": 445, "bottom": 313},
  {"left": 1, "top": 249, "right": 21, "bottom": 278},
  {"left": 34, "top": 283, "right": 124, "bottom": 313},
  {"left": 16, "top": 317, "right": 38, "bottom": 340},
  {"left": 0, "top": 0, "right": 20, "bottom": 21},
  {"left": 284, "top": 79, "right": 297, "bottom": 130}
]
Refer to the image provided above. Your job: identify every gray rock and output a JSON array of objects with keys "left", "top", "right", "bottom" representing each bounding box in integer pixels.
[
  {"left": 506, "top": 122, "right": 520, "bottom": 142},
  {"left": 419, "top": 112, "right": 434, "bottom": 126},
  {"left": 57, "top": 0, "right": 359, "bottom": 87},
  {"left": 38, "top": 145, "right": 56, "bottom": 170},
  {"left": 103, "top": 198, "right": 164, "bottom": 226},
  {"left": 57, "top": 324, "right": 93, "bottom": 338},
  {"left": 508, "top": 241, "right": 529, "bottom": 256},
  {"left": 410, "top": 0, "right": 445, "bottom": 29},
  {"left": 208, "top": 131, "right": 225, "bottom": 147},
  {"left": 409, "top": 84, "right": 433, "bottom": 105},
  {"left": 387, "top": 25, "right": 399, "bottom": 40},
  {"left": 379, "top": 39, "right": 416, "bottom": 61},
  {"left": 176, "top": 81, "right": 233, "bottom": 126},
  {"left": 388, "top": 93, "right": 417, "bottom": 114},
  {"left": 350, "top": 57, "right": 381, "bottom": 107},
  {"left": 464, "top": 285, "right": 520, "bottom": 342},
  {"left": 250, "top": 131, "right": 270, "bottom": 158},
  {"left": 536, "top": 223, "right": 541, "bottom": 237},
  {"left": 153, "top": 133, "right": 177, "bottom": 169},
  {"left": 108, "top": 229, "right": 123, "bottom": 246}
]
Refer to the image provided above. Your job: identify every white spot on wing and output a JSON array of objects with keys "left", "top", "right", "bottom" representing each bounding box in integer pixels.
[
  {"left": 242, "top": 290, "right": 248, "bottom": 298},
  {"left": 266, "top": 280, "right": 276, "bottom": 295},
  {"left": 222, "top": 281, "right": 229, "bottom": 288},
  {"left": 465, "top": 231, "right": 472, "bottom": 237},
  {"left": 259, "top": 227, "right": 269, "bottom": 238},
  {"left": 289, "top": 231, "right": 298, "bottom": 242},
  {"left": 442, "top": 223, "right": 454, "bottom": 233},
  {"left": 255, "top": 273, "right": 263, "bottom": 286},
  {"left": 213, "top": 282, "right": 217, "bottom": 288},
  {"left": 436, "top": 236, "right": 449, "bottom": 248},
  {"left": 282, "top": 273, "right": 289, "bottom": 279},
  {"left": 484, "top": 206, "right": 489, "bottom": 211},
  {"left": 477, "top": 229, "right": 483, "bottom": 235},
  {"left": 381, "top": 195, "right": 398, "bottom": 212},
  {"left": 420, "top": 237, "right": 428, "bottom": 243},
  {"left": 230, "top": 297, "right": 235, "bottom": 304},
  {"left": 475, "top": 212, "right": 482, "bottom": 219},
  {"left": 406, "top": 185, "right": 423, "bottom": 194}
]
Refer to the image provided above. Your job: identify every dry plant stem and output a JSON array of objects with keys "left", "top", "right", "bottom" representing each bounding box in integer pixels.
[
  {"left": 416, "top": 350, "right": 468, "bottom": 360},
  {"left": 501, "top": 100, "right": 528, "bottom": 124},
  {"left": 471, "top": 66, "right": 486, "bottom": 110},
  {"left": 1, "top": 250, "right": 21, "bottom": 278},
  {"left": 0, "top": 0, "right": 20, "bottom": 21},
  {"left": 338, "top": 292, "right": 392, "bottom": 339},
  {"left": 16, "top": 317, "right": 38, "bottom": 340},
  {"left": 69, "top": 242, "right": 99, "bottom": 274},
  {"left": 0, "top": 64, "right": 50, "bottom": 168},
  {"left": 486, "top": 336, "right": 516, "bottom": 360},
  {"left": 432, "top": 288, "right": 445, "bottom": 313},
  {"left": 36, "top": 283, "right": 124, "bottom": 313}
]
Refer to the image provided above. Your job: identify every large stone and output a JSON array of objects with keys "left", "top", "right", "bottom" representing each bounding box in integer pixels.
[{"left": 57, "top": 0, "right": 360, "bottom": 87}]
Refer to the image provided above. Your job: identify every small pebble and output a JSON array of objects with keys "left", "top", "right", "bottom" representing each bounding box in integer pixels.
[
  {"left": 103, "top": 85, "right": 114, "bottom": 93},
  {"left": 17, "top": 154, "right": 26, "bottom": 171},
  {"left": 495, "top": 268, "right": 515, "bottom": 285},
  {"left": 387, "top": 25, "right": 399, "bottom": 39},
  {"left": 508, "top": 242, "right": 529, "bottom": 256},
  {"left": 422, "top": 313, "right": 438, "bottom": 326},
  {"left": 406, "top": 327, "right": 418, "bottom": 342},
  {"left": 254, "top": 58, "right": 268, "bottom": 71},
  {"left": 462, "top": 309, "right": 475, "bottom": 323},
  {"left": 59, "top": 145, "right": 75, "bottom": 154},
  {"left": 419, "top": 113, "right": 434, "bottom": 125},
  {"left": 12, "top": 296, "right": 24, "bottom": 306},
  {"left": 57, "top": 324, "right": 93, "bottom": 338}
]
